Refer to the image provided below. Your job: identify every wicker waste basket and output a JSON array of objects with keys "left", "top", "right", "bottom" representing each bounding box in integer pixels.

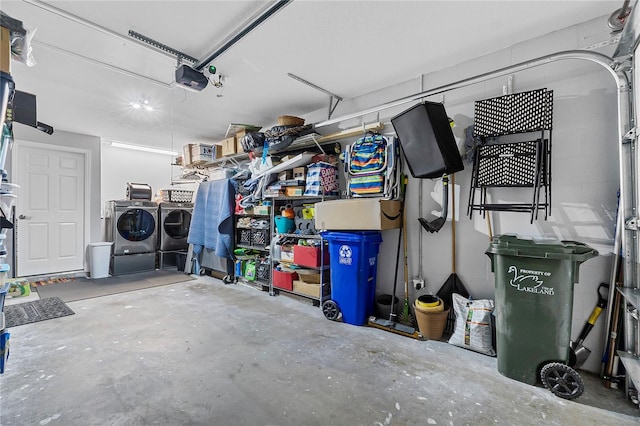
[{"left": 414, "top": 295, "right": 449, "bottom": 340}]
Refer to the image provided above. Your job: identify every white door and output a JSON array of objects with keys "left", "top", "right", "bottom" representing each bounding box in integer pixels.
[{"left": 14, "top": 142, "right": 86, "bottom": 276}]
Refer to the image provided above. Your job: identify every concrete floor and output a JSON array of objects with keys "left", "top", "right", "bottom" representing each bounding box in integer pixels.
[{"left": 0, "top": 275, "right": 638, "bottom": 426}]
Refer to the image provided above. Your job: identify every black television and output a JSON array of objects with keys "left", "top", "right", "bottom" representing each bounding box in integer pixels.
[{"left": 391, "top": 101, "right": 464, "bottom": 179}]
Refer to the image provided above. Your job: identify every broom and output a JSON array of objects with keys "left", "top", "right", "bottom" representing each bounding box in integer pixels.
[{"left": 436, "top": 174, "right": 469, "bottom": 334}]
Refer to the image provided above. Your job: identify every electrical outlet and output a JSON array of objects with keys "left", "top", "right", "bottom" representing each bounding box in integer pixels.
[{"left": 412, "top": 278, "right": 425, "bottom": 290}]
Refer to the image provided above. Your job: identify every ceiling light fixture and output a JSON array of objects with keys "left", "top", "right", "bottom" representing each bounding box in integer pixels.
[
  {"left": 110, "top": 141, "right": 178, "bottom": 156},
  {"left": 129, "top": 99, "right": 154, "bottom": 111}
]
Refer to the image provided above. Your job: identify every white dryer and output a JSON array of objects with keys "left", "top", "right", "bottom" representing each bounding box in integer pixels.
[{"left": 105, "top": 200, "right": 158, "bottom": 275}]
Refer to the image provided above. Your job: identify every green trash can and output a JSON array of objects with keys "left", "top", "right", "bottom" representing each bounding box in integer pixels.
[{"left": 485, "top": 235, "right": 598, "bottom": 387}]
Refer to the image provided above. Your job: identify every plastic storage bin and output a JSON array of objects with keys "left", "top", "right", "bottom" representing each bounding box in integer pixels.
[
  {"left": 322, "top": 231, "right": 383, "bottom": 325},
  {"left": 485, "top": 235, "right": 598, "bottom": 385},
  {"left": 88, "top": 242, "right": 113, "bottom": 279},
  {"left": 273, "top": 269, "right": 298, "bottom": 291}
]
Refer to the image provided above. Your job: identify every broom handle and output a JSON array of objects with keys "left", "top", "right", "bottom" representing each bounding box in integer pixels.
[
  {"left": 604, "top": 286, "right": 622, "bottom": 388},
  {"left": 451, "top": 174, "right": 456, "bottom": 274},
  {"left": 402, "top": 177, "right": 410, "bottom": 320}
]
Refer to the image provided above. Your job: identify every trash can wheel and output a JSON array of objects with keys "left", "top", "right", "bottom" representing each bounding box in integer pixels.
[
  {"left": 322, "top": 300, "right": 340, "bottom": 321},
  {"left": 540, "top": 362, "right": 584, "bottom": 400}
]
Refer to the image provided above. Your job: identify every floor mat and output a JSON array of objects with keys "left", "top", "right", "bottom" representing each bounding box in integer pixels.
[
  {"left": 34, "top": 270, "right": 197, "bottom": 303},
  {"left": 30, "top": 276, "right": 77, "bottom": 287},
  {"left": 5, "top": 297, "right": 75, "bottom": 327}
]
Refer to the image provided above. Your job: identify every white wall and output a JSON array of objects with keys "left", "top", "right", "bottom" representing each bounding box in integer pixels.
[
  {"left": 100, "top": 141, "right": 175, "bottom": 206},
  {"left": 304, "top": 16, "right": 619, "bottom": 374}
]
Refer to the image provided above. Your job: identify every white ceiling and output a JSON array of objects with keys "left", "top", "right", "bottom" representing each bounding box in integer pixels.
[{"left": 2, "top": 0, "right": 625, "bottom": 152}]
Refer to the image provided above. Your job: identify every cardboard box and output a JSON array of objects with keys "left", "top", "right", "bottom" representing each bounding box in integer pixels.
[
  {"left": 235, "top": 129, "right": 249, "bottom": 153},
  {"left": 212, "top": 144, "right": 223, "bottom": 159},
  {"left": 253, "top": 205, "right": 270, "bottom": 216},
  {"left": 293, "top": 167, "right": 306, "bottom": 180},
  {"left": 190, "top": 143, "right": 217, "bottom": 163},
  {"left": 280, "top": 245, "right": 295, "bottom": 262},
  {"left": 285, "top": 186, "right": 305, "bottom": 197},
  {"left": 315, "top": 198, "right": 402, "bottom": 230},
  {"left": 190, "top": 143, "right": 213, "bottom": 156},
  {"left": 221, "top": 136, "right": 237, "bottom": 156},
  {"left": 0, "top": 27, "right": 10, "bottom": 74},
  {"left": 273, "top": 269, "right": 298, "bottom": 291},
  {"left": 293, "top": 245, "right": 330, "bottom": 268},
  {"left": 297, "top": 269, "right": 330, "bottom": 284},
  {"left": 278, "top": 170, "right": 292, "bottom": 181},
  {"left": 182, "top": 143, "right": 193, "bottom": 165},
  {"left": 293, "top": 280, "right": 330, "bottom": 299}
]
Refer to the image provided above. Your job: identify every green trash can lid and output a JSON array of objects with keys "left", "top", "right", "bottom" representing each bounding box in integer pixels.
[{"left": 486, "top": 234, "right": 598, "bottom": 261}]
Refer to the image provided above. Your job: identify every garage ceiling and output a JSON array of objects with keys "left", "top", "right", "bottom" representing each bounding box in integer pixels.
[{"left": 1, "top": 0, "right": 626, "bottom": 152}]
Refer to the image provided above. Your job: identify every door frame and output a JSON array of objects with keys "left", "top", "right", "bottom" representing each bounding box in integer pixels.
[{"left": 11, "top": 140, "right": 92, "bottom": 277}]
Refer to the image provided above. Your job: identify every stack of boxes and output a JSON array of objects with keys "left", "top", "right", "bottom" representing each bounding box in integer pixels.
[
  {"left": 180, "top": 129, "right": 252, "bottom": 167},
  {"left": 292, "top": 243, "right": 330, "bottom": 298},
  {"left": 273, "top": 242, "right": 329, "bottom": 298},
  {"left": 264, "top": 166, "right": 307, "bottom": 198},
  {"left": 181, "top": 143, "right": 221, "bottom": 167}
]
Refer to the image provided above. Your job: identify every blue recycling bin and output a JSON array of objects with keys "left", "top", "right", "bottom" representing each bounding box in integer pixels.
[{"left": 322, "top": 231, "right": 383, "bottom": 325}]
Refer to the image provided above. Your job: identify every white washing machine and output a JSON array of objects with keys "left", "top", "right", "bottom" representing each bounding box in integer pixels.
[{"left": 105, "top": 200, "right": 158, "bottom": 275}]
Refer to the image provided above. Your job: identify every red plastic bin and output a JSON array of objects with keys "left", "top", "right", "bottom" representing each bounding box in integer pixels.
[
  {"left": 293, "top": 245, "right": 330, "bottom": 268},
  {"left": 272, "top": 269, "right": 298, "bottom": 291}
]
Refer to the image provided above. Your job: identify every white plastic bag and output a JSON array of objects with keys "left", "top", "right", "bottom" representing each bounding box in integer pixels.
[{"left": 448, "top": 293, "right": 496, "bottom": 356}]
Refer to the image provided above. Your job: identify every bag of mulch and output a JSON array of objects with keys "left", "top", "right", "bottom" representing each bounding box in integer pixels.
[{"left": 448, "top": 293, "right": 496, "bottom": 356}]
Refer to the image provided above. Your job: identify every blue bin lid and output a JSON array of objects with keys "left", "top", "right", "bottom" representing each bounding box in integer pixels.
[
  {"left": 0, "top": 263, "right": 9, "bottom": 273},
  {"left": 321, "top": 231, "right": 383, "bottom": 244}
]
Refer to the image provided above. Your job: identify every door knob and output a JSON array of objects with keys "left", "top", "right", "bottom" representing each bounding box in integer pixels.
[{"left": 18, "top": 214, "right": 26, "bottom": 219}]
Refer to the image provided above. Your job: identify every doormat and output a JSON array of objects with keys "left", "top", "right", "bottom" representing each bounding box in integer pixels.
[
  {"left": 4, "top": 297, "right": 75, "bottom": 327},
  {"left": 34, "top": 270, "right": 197, "bottom": 303},
  {"left": 29, "top": 277, "right": 77, "bottom": 287}
]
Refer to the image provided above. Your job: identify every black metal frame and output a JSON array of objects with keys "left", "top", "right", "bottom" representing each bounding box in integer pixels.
[{"left": 467, "top": 88, "right": 553, "bottom": 223}]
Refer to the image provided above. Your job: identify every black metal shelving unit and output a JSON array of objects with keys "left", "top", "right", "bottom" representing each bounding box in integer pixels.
[
  {"left": 234, "top": 211, "right": 271, "bottom": 291},
  {"left": 268, "top": 196, "right": 333, "bottom": 307}
]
